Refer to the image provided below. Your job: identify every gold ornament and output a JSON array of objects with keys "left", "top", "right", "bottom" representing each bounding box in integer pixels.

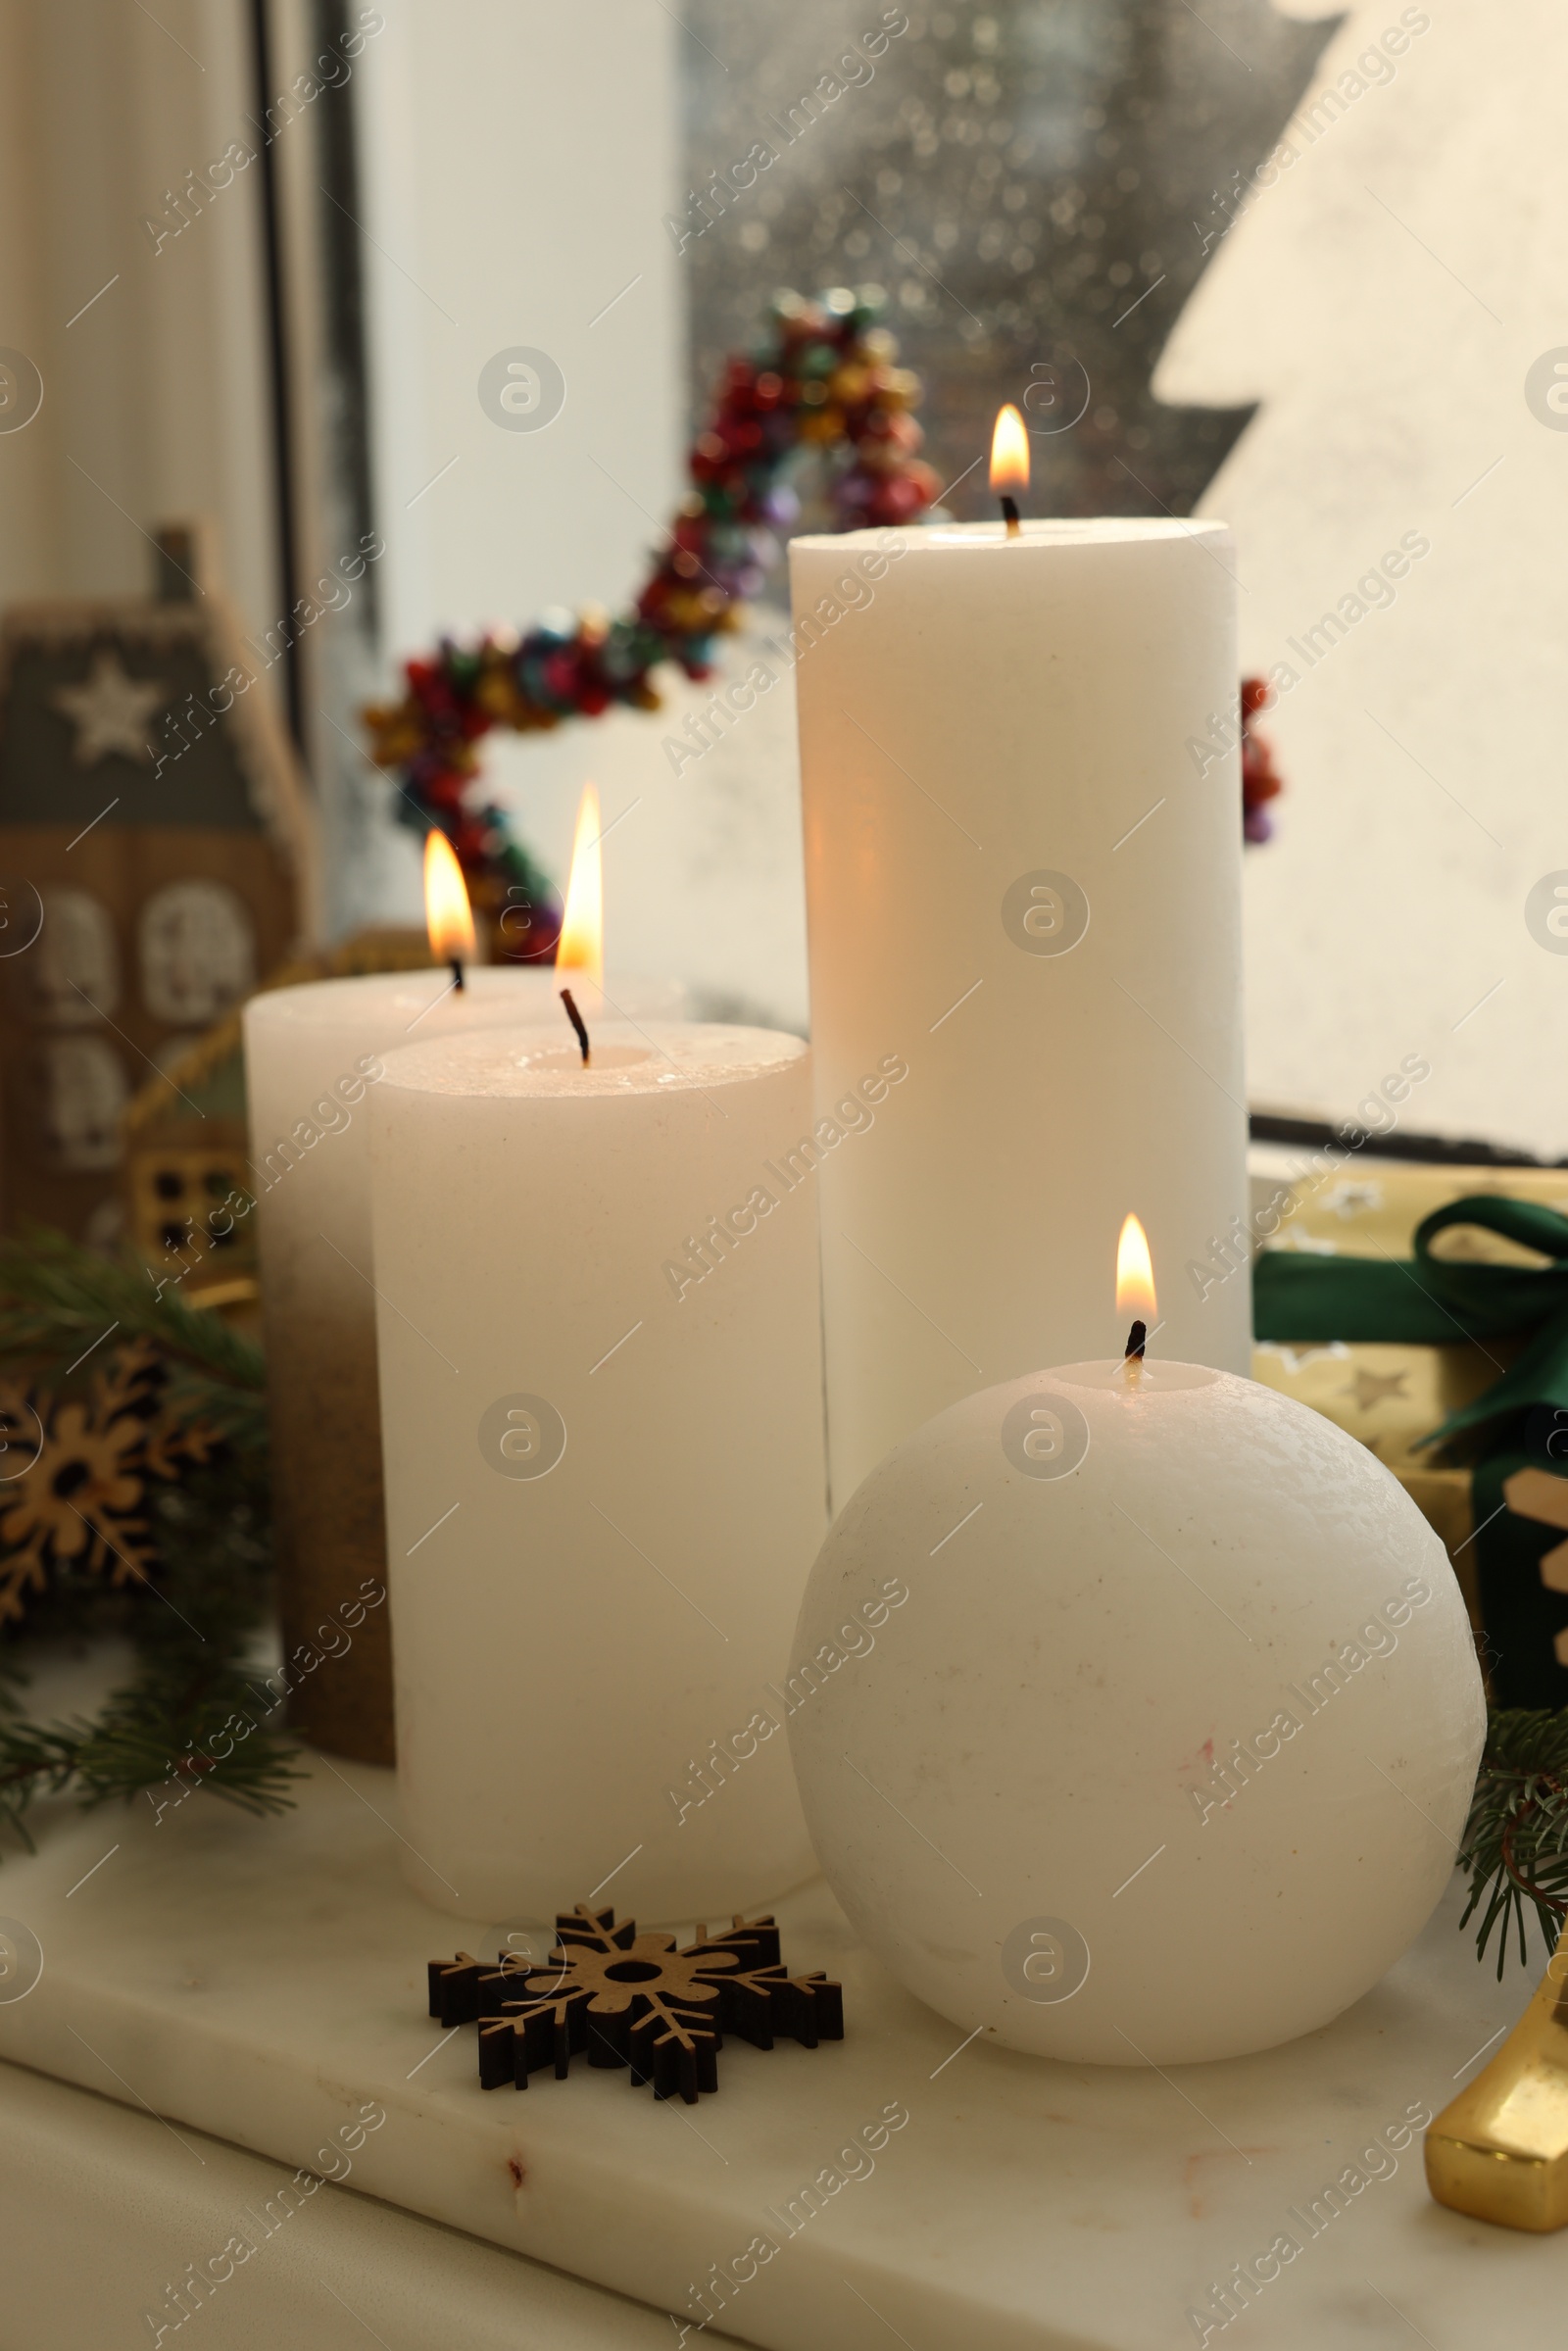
[{"left": 1427, "top": 1922, "right": 1568, "bottom": 2229}]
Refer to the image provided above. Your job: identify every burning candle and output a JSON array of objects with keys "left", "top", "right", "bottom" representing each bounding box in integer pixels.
[
  {"left": 368, "top": 871, "right": 828, "bottom": 1926},
  {"left": 788, "top": 1223, "right": 1484, "bottom": 2065},
  {"left": 990, "top": 400, "right": 1028, "bottom": 539},
  {"left": 242, "top": 798, "right": 679, "bottom": 1764},
  {"left": 556, "top": 779, "right": 605, "bottom": 994},
  {"left": 1116, "top": 1209, "right": 1154, "bottom": 1370},
  {"left": 555, "top": 783, "right": 602, "bottom": 1063},
  {"left": 423, "top": 829, "right": 475, "bottom": 991},
  {"left": 790, "top": 409, "right": 1251, "bottom": 1508}
]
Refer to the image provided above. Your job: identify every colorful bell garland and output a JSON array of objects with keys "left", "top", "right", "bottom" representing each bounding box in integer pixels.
[
  {"left": 1241, "top": 675, "right": 1286, "bottom": 844},
  {"left": 363, "top": 286, "right": 940, "bottom": 954},
  {"left": 364, "top": 287, "right": 1283, "bottom": 948}
]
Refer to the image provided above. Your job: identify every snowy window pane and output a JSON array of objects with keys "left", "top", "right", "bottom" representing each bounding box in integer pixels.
[{"left": 681, "top": 2, "right": 1329, "bottom": 519}]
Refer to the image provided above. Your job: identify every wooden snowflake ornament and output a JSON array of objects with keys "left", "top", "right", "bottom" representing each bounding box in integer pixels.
[
  {"left": 428, "top": 1905, "right": 843, "bottom": 2105},
  {"left": 0, "top": 1338, "right": 217, "bottom": 1624}
]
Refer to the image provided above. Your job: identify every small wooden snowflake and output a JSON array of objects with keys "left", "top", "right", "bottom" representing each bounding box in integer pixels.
[
  {"left": 428, "top": 1904, "right": 843, "bottom": 2105},
  {"left": 0, "top": 1338, "right": 217, "bottom": 1625}
]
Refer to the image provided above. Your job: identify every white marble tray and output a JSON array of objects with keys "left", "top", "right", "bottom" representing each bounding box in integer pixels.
[
  {"left": 0, "top": 1752, "right": 1561, "bottom": 2350},
  {"left": 0, "top": 2058, "right": 748, "bottom": 2350}
]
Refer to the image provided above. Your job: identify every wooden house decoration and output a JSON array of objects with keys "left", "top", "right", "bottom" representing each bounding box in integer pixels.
[
  {"left": 122, "top": 1013, "right": 261, "bottom": 1301},
  {"left": 121, "top": 927, "right": 435, "bottom": 1298},
  {"left": 0, "top": 523, "right": 318, "bottom": 1243}
]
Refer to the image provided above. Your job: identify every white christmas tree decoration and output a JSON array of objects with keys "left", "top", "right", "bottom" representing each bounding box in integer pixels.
[{"left": 1155, "top": 0, "right": 1568, "bottom": 1154}]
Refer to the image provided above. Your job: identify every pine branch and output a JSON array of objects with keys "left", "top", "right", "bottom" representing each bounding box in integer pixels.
[
  {"left": 0, "top": 1227, "right": 297, "bottom": 1852},
  {"left": 0, "top": 1227, "right": 266, "bottom": 1406},
  {"left": 159, "top": 1366, "right": 270, "bottom": 1456},
  {"left": 74, "top": 1676, "right": 304, "bottom": 1818},
  {"left": 0, "top": 1718, "right": 82, "bottom": 1850},
  {"left": 0, "top": 1693, "right": 302, "bottom": 1840},
  {"left": 0, "top": 1465, "right": 300, "bottom": 1849},
  {"left": 1459, "top": 1709, "right": 1568, "bottom": 1976}
]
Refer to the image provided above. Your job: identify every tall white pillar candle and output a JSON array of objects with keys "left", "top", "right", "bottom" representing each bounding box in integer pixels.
[
  {"left": 368, "top": 1021, "right": 827, "bottom": 1924},
  {"left": 790, "top": 518, "right": 1250, "bottom": 1505},
  {"left": 243, "top": 968, "right": 679, "bottom": 1762}
]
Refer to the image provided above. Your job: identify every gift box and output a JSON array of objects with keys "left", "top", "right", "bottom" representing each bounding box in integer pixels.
[{"left": 1249, "top": 1154, "right": 1568, "bottom": 1707}]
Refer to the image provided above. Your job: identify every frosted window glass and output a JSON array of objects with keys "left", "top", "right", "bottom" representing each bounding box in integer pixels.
[{"left": 680, "top": 2, "right": 1329, "bottom": 521}]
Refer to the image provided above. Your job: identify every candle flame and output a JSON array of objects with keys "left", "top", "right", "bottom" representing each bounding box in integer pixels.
[
  {"left": 1115, "top": 1213, "right": 1156, "bottom": 1323},
  {"left": 989, "top": 403, "right": 1030, "bottom": 496},
  {"left": 423, "top": 830, "right": 476, "bottom": 966},
  {"left": 556, "top": 782, "right": 604, "bottom": 989}
]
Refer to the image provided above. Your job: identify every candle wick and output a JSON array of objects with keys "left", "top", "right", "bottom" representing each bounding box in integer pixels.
[
  {"left": 1000, "top": 494, "right": 1021, "bottom": 541},
  {"left": 560, "top": 987, "right": 590, "bottom": 1066},
  {"left": 1124, "top": 1319, "right": 1147, "bottom": 1363},
  {"left": 449, "top": 955, "right": 465, "bottom": 993}
]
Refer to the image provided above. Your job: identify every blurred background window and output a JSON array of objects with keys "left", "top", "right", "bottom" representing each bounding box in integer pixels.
[
  {"left": 4, "top": 2, "right": 1561, "bottom": 1156},
  {"left": 681, "top": 2, "right": 1328, "bottom": 524}
]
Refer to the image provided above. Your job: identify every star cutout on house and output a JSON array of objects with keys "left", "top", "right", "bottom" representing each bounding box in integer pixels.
[
  {"left": 52, "top": 651, "right": 167, "bottom": 765},
  {"left": 1348, "top": 1367, "right": 1410, "bottom": 1413}
]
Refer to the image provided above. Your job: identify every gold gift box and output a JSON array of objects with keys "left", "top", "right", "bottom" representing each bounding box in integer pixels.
[{"left": 1249, "top": 1155, "right": 1568, "bottom": 1656}]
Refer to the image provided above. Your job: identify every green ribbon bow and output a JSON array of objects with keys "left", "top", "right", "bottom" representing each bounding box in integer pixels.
[{"left": 1252, "top": 1195, "right": 1568, "bottom": 1705}]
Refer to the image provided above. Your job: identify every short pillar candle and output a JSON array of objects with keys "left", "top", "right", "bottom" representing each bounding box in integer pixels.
[{"left": 368, "top": 1021, "right": 829, "bottom": 1924}]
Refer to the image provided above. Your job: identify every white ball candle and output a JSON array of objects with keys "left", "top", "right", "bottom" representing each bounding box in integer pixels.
[
  {"left": 369, "top": 1021, "right": 827, "bottom": 1925},
  {"left": 788, "top": 1341, "right": 1484, "bottom": 2065},
  {"left": 242, "top": 963, "right": 679, "bottom": 1764},
  {"left": 789, "top": 508, "right": 1250, "bottom": 1507}
]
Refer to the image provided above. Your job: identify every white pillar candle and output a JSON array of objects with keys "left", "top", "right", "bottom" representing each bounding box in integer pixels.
[
  {"left": 368, "top": 1020, "right": 827, "bottom": 1924},
  {"left": 788, "top": 1352, "right": 1484, "bottom": 2065},
  {"left": 789, "top": 516, "right": 1250, "bottom": 1506},
  {"left": 242, "top": 965, "right": 679, "bottom": 1764}
]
